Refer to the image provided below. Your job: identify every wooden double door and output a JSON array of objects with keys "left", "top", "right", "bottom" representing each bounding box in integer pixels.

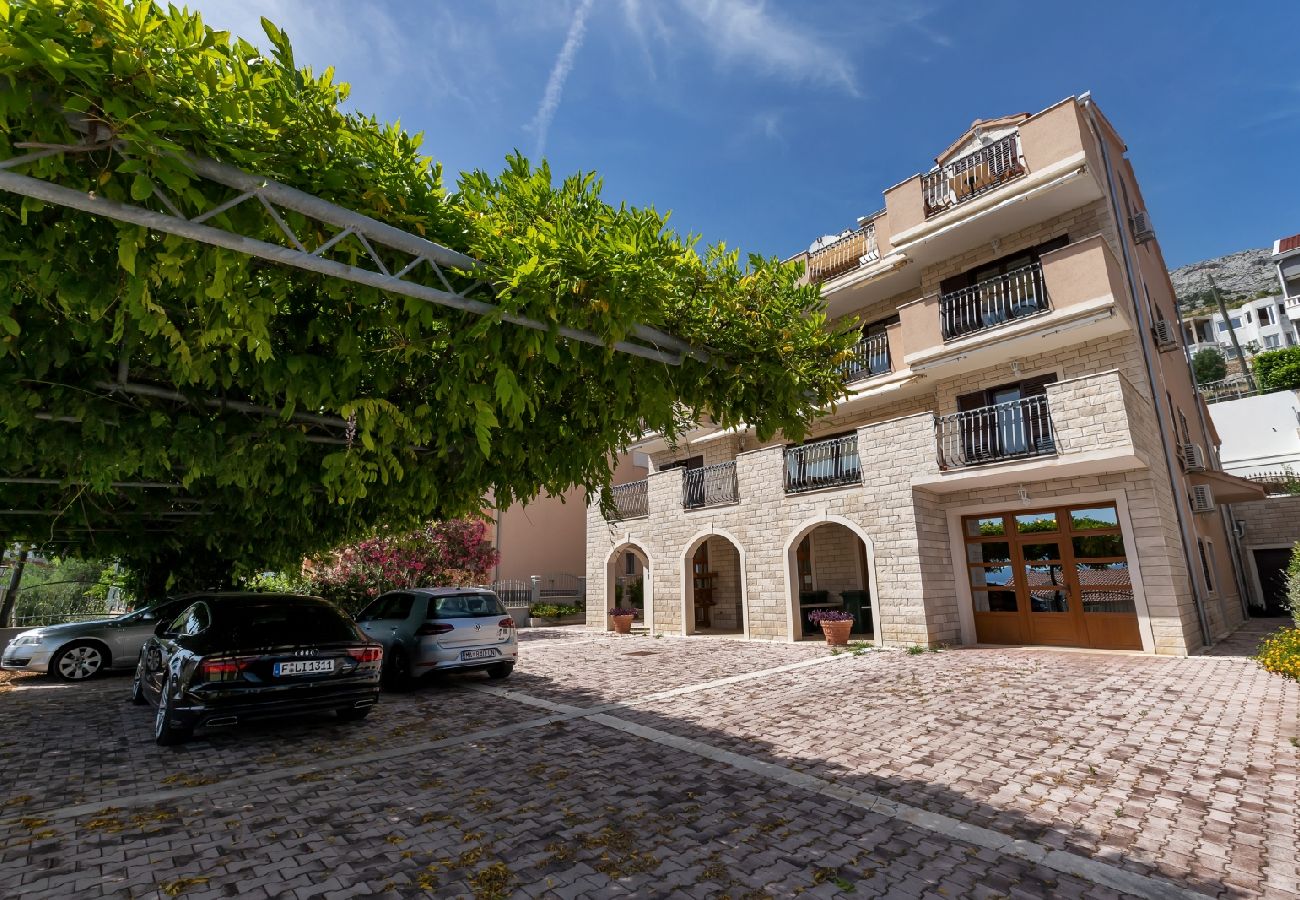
[{"left": 963, "top": 502, "right": 1142, "bottom": 650}]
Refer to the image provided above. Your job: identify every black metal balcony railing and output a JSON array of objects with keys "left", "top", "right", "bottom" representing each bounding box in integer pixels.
[
  {"left": 936, "top": 395, "right": 1055, "bottom": 469},
  {"left": 922, "top": 132, "right": 1025, "bottom": 218},
  {"left": 682, "top": 461, "right": 739, "bottom": 509},
  {"left": 609, "top": 480, "right": 648, "bottom": 520},
  {"left": 807, "top": 223, "right": 878, "bottom": 285},
  {"left": 940, "top": 262, "right": 1049, "bottom": 341},
  {"left": 784, "top": 434, "right": 862, "bottom": 494},
  {"left": 840, "top": 331, "right": 891, "bottom": 383}
]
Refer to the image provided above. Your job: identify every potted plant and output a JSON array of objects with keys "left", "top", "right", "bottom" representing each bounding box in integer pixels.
[
  {"left": 609, "top": 607, "right": 638, "bottom": 634},
  {"left": 808, "top": 609, "right": 854, "bottom": 646}
]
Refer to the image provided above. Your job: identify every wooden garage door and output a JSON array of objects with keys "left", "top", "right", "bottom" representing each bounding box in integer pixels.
[{"left": 962, "top": 503, "right": 1142, "bottom": 650}]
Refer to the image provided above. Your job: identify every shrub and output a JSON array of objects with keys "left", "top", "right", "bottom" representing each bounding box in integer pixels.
[
  {"left": 1288, "top": 543, "right": 1300, "bottom": 628},
  {"left": 1254, "top": 346, "right": 1300, "bottom": 392},
  {"left": 609, "top": 607, "right": 639, "bottom": 618},
  {"left": 529, "top": 603, "right": 582, "bottom": 618},
  {"left": 1255, "top": 628, "right": 1300, "bottom": 682},
  {"left": 306, "top": 519, "right": 499, "bottom": 614}
]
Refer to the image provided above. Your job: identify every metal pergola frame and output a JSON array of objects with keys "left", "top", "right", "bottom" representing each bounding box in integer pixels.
[
  {"left": 0, "top": 136, "right": 711, "bottom": 367},
  {"left": 0, "top": 132, "right": 716, "bottom": 544}
]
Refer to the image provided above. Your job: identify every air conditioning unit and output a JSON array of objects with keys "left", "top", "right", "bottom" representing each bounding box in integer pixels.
[
  {"left": 1130, "top": 210, "right": 1155, "bottom": 244},
  {"left": 1152, "top": 319, "right": 1178, "bottom": 350},
  {"left": 1190, "top": 484, "right": 1216, "bottom": 514},
  {"left": 1180, "top": 443, "right": 1206, "bottom": 472}
]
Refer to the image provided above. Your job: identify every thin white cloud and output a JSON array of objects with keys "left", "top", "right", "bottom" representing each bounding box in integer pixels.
[
  {"left": 673, "top": 0, "right": 859, "bottom": 96},
  {"left": 529, "top": 0, "right": 597, "bottom": 158}
]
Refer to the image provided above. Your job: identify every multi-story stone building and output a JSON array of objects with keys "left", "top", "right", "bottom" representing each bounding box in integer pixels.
[{"left": 585, "top": 94, "right": 1265, "bottom": 655}]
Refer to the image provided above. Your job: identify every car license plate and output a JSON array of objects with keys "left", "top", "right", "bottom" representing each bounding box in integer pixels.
[
  {"left": 460, "top": 649, "right": 498, "bottom": 661},
  {"left": 274, "top": 659, "right": 335, "bottom": 677}
]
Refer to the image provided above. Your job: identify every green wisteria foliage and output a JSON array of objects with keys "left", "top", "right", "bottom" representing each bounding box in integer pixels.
[{"left": 0, "top": 0, "right": 852, "bottom": 589}]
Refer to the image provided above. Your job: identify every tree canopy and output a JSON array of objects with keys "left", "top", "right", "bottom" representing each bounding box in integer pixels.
[
  {"left": 0, "top": 0, "right": 852, "bottom": 591},
  {"left": 1190, "top": 347, "right": 1227, "bottom": 385},
  {"left": 1254, "top": 346, "right": 1300, "bottom": 393}
]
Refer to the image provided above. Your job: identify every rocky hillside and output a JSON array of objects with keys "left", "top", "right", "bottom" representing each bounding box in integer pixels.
[{"left": 1169, "top": 247, "right": 1276, "bottom": 312}]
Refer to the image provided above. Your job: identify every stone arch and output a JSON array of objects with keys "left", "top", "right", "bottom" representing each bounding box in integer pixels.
[
  {"left": 603, "top": 539, "right": 652, "bottom": 633},
  {"left": 678, "top": 528, "right": 748, "bottom": 638},
  {"left": 782, "top": 514, "right": 880, "bottom": 645}
]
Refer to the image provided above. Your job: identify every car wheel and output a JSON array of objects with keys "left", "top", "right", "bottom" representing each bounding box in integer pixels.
[
  {"left": 486, "top": 662, "right": 514, "bottom": 681},
  {"left": 336, "top": 706, "right": 373, "bottom": 722},
  {"left": 130, "top": 653, "right": 148, "bottom": 706},
  {"left": 154, "top": 675, "right": 192, "bottom": 746},
  {"left": 382, "top": 646, "right": 412, "bottom": 692},
  {"left": 51, "top": 641, "right": 108, "bottom": 681}
]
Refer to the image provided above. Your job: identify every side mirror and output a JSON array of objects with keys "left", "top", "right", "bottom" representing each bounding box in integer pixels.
[{"left": 140, "top": 610, "right": 157, "bottom": 621}]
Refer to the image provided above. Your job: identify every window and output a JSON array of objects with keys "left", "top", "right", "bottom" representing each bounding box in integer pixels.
[
  {"left": 1265, "top": 334, "right": 1280, "bottom": 349},
  {"left": 660, "top": 455, "right": 703, "bottom": 472},
  {"left": 1198, "top": 540, "right": 1215, "bottom": 594},
  {"left": 357, "top": 592, "right": 415, "bottom": 622},
  {"left": 624, "top": 552, "right": 637, "bottom": 576},
  {"left": 428, "top": 593, "right": 507, "bottom": 619},
  {"left": 1245, "top": 310, "right": 1253, "bottom": 324},
  {"left": 170, "top": 602, "right": 211, "bottom": 636},
  {"left": 1259, "top": 306, "right": 1273, "bottom": 326}
]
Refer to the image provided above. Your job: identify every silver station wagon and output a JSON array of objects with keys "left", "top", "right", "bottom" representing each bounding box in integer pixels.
[
  {"left": 355, "top": 587, "right": 518, "bottom": 688},
  {"left": 1, "top": 596, "right": 194, "bottom": 681}
]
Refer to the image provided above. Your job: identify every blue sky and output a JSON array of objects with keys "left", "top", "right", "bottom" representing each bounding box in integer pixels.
[{"left": 186, "top": 1, "right": 1299, "bottom": 269}]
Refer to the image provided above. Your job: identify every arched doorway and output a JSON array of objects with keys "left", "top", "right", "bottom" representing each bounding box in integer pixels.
[
  {"left": 604, "top": 542, "right": 651, "bottom": 633},
  {"left": 784, "top": 517, "right": 877, "bottom": 644},
  {"left": 680, "top": 531, "right": 747, "bottom": 637}
]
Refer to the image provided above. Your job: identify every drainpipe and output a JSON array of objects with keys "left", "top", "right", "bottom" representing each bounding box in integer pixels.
[
  {"left": 1177, "top": 274, "right": 1255, "bottom": 620},
  {"left": 1080, "top": 94, "right": 1212, "bottom": 648}
]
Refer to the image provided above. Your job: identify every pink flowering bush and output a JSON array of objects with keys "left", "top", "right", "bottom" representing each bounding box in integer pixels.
[{"left": 307, "top": 519, "right": 499, "bottom": 613}]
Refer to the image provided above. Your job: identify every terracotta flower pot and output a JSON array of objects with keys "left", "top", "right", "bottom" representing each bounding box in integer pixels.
[
  {"left": 820, "top": 619, "right": 852, "bottom": 646},
  {"left": 611, "top": 614, "right": 635, "bottom": 634}
]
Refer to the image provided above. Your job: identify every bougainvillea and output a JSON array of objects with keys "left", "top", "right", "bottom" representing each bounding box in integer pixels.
[{"left": 306, "top": 519, "right": 499, "bottom": 613}]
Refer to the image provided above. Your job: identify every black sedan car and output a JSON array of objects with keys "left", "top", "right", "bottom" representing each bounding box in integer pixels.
[{"left": 133, "top": 593, "right": 383, "bottom": 745}]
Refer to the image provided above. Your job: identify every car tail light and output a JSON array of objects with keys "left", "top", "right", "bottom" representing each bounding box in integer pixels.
[
  {"left": 197, "top": 657, "right": 249, "bottom": 683},
  {"left": 416, "top": 622, "right": 454, "bottom": 636},
  {"left": 347, "top": 646, "right": 383, "bottom": 663},
  {"left": 498, "top": 617, "right": 515, "bottom": 629}
]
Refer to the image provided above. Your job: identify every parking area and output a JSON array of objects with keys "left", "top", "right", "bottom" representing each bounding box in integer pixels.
[{"left": 1, "top": 622, "right": 1297, "bottom": 899}]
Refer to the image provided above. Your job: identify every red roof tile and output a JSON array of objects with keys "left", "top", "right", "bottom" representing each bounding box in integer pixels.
[{"left": 1280, "top": 233, "right": 1300, "bottom": 253}]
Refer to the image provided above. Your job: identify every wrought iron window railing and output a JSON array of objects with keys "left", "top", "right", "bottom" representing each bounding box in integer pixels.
[
  {"left": 922, "top": 132, "right": 1025, "bottom": 218},
  {"left": 682, "top": 461, "right": 739, "bottom": 509},
  {"left": 940, "top": 261, "right": 1049, "bottom": 341},
  {"left": 840, "top": 331, "right": 891, "bottom": 383},
  {"left": 784, "top": 434, "right": 862, "bottom": 494},
  {"left": 609, "top": 480, "right": 649, "bottom": 520},
  {"left": 807, "top": 223, "right": 879, "bottom": 285},
  {"left": 936, "top": 395, "right": 1055, "bottom": 469}
]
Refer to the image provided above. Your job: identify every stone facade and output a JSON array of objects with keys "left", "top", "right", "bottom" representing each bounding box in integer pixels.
[{"left": 585, "top": 96, "right": 1252, "bottom": 656}]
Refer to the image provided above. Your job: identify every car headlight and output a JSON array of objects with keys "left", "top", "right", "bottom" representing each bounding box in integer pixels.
[{"left": 9, "top": 634, "right": 43, "bottom": 647}]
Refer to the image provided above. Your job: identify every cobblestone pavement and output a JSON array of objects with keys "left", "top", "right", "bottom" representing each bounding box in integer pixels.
[{"left": 0, "top": 621, "right": 1296, "bottom": 899}]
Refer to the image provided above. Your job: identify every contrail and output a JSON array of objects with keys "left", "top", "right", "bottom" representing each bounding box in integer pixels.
[{"left": 530, "top": 0, "right": 597, "bottom": 158}]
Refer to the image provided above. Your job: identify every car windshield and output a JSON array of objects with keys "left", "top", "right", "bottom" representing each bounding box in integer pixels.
[
  {"left": 428, "top": 593, "right": 506, "bottom": 620},
  {"left": 209, "top": 599, "right": 359, "bottom": 648}
]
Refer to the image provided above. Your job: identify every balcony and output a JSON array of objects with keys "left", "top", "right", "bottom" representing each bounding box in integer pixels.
[
  {"left": 682, "top": 461, "right": 739, "bottom": 510},
  {"left": 784, "top": 434, "right": 862, "bottom": 494},
  {"left": 936, "top": 395, "right": 1055, "bottom": 470},
  {"left": 940, "top": 262, "right": 1049, "bottom": 341},
  {"left": 922, "top": 133, "right": 1025, "bottom": 219},
  {"left": 840, "top": 331, "right": 891, "bottom": 383},
  {"left": 807, "top": 223, "right": 879, "bottom": 285},
  {"left": 609, "top": 480, "right": 648, "bottom": 521}
]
